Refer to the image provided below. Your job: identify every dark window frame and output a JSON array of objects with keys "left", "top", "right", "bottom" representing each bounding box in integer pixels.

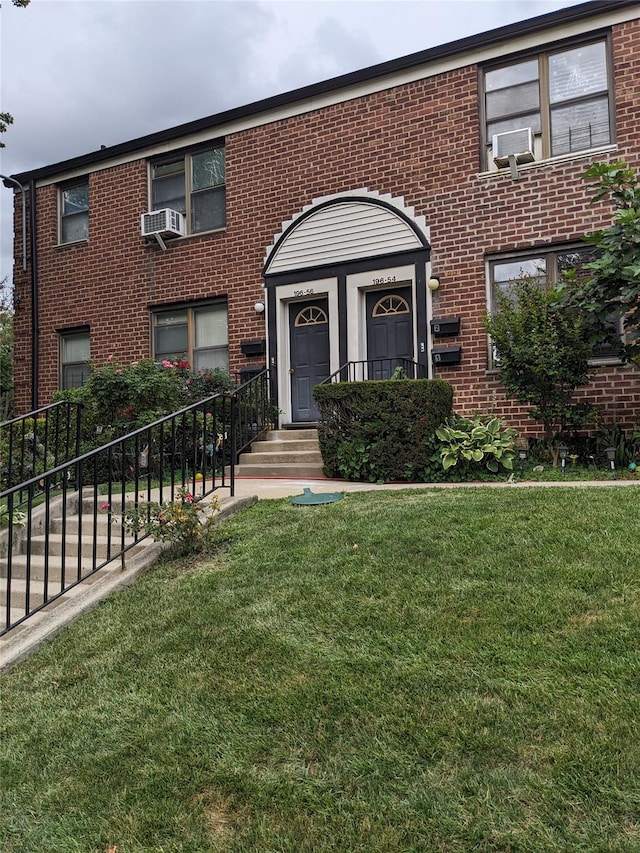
[
  {"left": 149, "top": 143, "right": 226, "bottom": 235},
  {"left": 59, "top": 179, "right": 89, "bottom": 244},
  {"left": 59, "top": 327, "right": 90, "bottom": 389},
  {"left": 151, "top": 298, "right": 229, "bottom": 372},
  {"left": 480, "top": 33, "right": 615, "bottom": 171},
  {"left": 487, "top": 244, "right": 623, "bottom": 364}
]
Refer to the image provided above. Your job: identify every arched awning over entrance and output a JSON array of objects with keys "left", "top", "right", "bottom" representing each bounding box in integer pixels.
[
  {"left": 262, "top": 190, "right": 432, "bottom": 425},
  {"left": 263, "top": 189, "right": 430, "bottom": 276}
]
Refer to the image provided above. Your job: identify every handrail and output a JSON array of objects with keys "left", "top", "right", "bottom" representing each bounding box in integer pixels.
[
  {"left": 323, "top": 358, "right": 426, "bottom": 384},
  {"left": 0, "top": 392, "right": 233, "bottom": 635},
  {"left": 0, "top": 400, "right": 83, "bottom": 499},
  {"left": 0, "top": 370, "right": 274, "bottom": 635},
  {"left": 0, "top": 400, "right": 80, "bottom": 430},
  {"left": 232, "top": 368, "right": 272, "bottom": 461}
]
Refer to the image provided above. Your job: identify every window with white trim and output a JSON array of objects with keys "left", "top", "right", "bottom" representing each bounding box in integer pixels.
[
  {"left": 152, "top": 301, "right": 228, "bottom": 371},
  {"left": 151, "top": 146, "right": 225, "bottom": 234},
  {"left": 60, "top": 329, "right": 90, "bottom": 388},
  {"left": 488, "top": 247, "right": 622, "bottom": 361},
  {"left": 59, "top": 180, "right": 89, "bottom": 244},
  {"left": 482, "top": 37, "right": 613, "bottom": 171}
]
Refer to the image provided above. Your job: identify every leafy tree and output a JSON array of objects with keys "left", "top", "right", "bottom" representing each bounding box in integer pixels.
[
  {"left": 563, "top": 161, "right": 640, "bottom": 364},
  {"left": 485, "top": 275, "right": 594, "bottom": 466},
  {"left": 0, "top": 1, "right": 30, "bottom": 148}
]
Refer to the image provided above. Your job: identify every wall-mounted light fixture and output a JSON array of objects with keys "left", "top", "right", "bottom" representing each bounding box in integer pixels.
[
  {"left": 428, "top": 276, "right": 441, "bottom": 291},
  {"left": 254, "top": 301, "right": 265, "bottom": 314}
]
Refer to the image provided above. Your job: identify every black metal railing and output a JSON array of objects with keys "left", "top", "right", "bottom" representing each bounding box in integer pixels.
[
  {"left": 323, "top": 358, "right": 426, "bottom": 383},
  {"left": 0, "top": 396, "right": 235, "bottom": 635},
  {"left": 233, "top": 368, "right": 273, "bottom": 461},
  {"left": 0, "top": 401, "right": 83, "bottom": 502},
  {"left": 0, "top": 371, "right": 274, "bottom": 635}
]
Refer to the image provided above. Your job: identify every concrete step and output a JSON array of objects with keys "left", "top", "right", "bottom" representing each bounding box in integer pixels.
[
  {"left": 1, "top": 537, "right": 149, "bottom": 581},
  {"left": 1, "top": 576, "right": 48, "bottom": 610},
  {"left": 2, "top": 553, "right": 102, "bottom": 586},
  {"left": 236, "top": 429, "right": 324, "bottom": 479},
  {"left": 234, "top": 462, "right": 327, "bottom": 478},
  {"left": 235, "top": 428, "right": 325, "bottom": 478},
  {"left": 267, "top": 429, "right": 318, "bottom": 442},
  {"left": 250, "top": 439, "right": 320, "bottom": 453},
  {"left": 240, "top": 450, "right": 323, "bottom": 465},
  {"left": 49, "top": 516, "right": 127, "bottom": 537},
  {"left": 28, "top": 532, "right": 139, "bottom": 559},
  {"left": 0, "top": 570, "right": 111, "bottom": 613}
]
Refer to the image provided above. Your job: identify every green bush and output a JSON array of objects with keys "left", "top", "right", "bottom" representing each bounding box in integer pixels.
[{"left": 313, "top": 379, "right": 453, "bottom": 482}]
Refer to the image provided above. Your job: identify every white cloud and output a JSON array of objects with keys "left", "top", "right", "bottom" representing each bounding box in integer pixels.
[{"left": 0, "top": 0, "right": 584, "bottom": 283}]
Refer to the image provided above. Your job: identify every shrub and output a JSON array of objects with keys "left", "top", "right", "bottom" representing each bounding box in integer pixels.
[
  {"left": 313, "top": 379, "right": 453, "bottom": 482},
  {"left": 116, "top": 488, "right": 220, "bottom": 556},
  {"left": 54, "top": 357, "right": 233, "bottom": 450},
  {"left": 485, "top": 274, "right": 595, "bottom": 466}
]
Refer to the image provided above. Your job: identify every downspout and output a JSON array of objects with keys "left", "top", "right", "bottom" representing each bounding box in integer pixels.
[{"left": 29, "top": 178, "right": 39, "bottom": 410}]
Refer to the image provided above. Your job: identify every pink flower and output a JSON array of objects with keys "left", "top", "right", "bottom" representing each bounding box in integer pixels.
[
  {"left": 107, "top": 354, "right": 114, "bottom": 361},
  {"left": 100, "top": 502, "right": 111, "bottom": 510},
  {"left": 162, "top": 360, "right": 173, "bottom": 368},
  {"left": 185, "top": 493, "right": 194, "bottom": 503}
]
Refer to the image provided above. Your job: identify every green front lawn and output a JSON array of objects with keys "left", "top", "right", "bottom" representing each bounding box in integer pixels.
[{"left": 1, "top": 487, "right": 639, "bottom": 852}]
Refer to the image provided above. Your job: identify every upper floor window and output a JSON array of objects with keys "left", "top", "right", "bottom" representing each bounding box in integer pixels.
[
  {"left": 151, "top": 146, "right": 225, "bottom": 234},
  {"left": 60, "top": 180, "right": 89, "bottom": 243},
  {"left": 483, "top": 38, "right": 613, "bottom": 171},
  {"left": 488, "top": 246, "right": 621, "bottom": 361},
  {"left": 152, "top": 300, "right": 228, "bottom": 371},
  {"left": 60, "top": 329, "right": 90, "bottom": 388}
]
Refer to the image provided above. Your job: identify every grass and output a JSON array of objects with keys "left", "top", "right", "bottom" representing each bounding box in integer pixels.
[{"left": 1, "top": 486, "right": 639, "bottom": 852}]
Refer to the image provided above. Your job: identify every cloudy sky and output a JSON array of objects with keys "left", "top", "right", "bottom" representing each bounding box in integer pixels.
[{"left": 1, "top": 0, "right": 585, "bottom": 285}]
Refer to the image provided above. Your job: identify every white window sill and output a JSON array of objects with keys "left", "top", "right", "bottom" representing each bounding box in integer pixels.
[
  {"left": 588, "top": 356, "right": 624, "bottom": 368},
  {"left": 174, "top": 226, "right": 226, "bottom": 241},
  {"left": 477, "top": 144, "right": 618, "bottom": 180},
  {"left": 55, "top": 239, "right": 89, "bottom": 249}
]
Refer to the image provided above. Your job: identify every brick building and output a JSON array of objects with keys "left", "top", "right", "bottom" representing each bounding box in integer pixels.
[{"left": 7, "top": 0, "right": 640, "bottom": 432}]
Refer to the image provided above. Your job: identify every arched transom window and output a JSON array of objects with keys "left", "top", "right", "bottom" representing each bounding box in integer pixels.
[
  {"left": 294, "top": 305, "right": 328, "bottom": 326},
  {"left": 371, "top": 294, "right": 410, "bottom": 317}
]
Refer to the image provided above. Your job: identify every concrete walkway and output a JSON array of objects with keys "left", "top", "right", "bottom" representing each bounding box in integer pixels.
[
  {"left": 1, "top": 475, "right": 636, "bottom": 673},
  {"left": 231, "top": 474, "right": 639, "bottom": 500}
]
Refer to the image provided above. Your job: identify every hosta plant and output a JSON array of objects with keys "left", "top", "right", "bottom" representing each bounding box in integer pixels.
[{"left": 436, "top": 416, "right": 517, "bottom": 473}]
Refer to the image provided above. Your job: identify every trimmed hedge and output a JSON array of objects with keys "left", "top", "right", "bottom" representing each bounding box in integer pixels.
[{"left": 313, "top": 379, "right": 453, "bottom": 482}]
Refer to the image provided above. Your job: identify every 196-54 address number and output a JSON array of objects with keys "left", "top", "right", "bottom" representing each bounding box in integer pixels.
[{"left": 372, "top": 276, "right": 396, "bottom": 285}]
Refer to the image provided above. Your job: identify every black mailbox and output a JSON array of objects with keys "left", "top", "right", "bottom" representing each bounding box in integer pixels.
[
  {"left": 240, "top": 338, "right": 266, "bottom": 357},
  {"left": 430, "top": 317, "right": 460, "bottom": 337},
  {"left": 239, "top": 366, "right": 265, "bottom": 383},
  {"left": 431, "top": 345, "right": 462, "bottom": 366}
]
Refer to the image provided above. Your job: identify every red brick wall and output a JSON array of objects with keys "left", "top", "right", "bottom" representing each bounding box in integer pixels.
[{"left": 12, "top": 17, "right": 640, "bottom": 434}]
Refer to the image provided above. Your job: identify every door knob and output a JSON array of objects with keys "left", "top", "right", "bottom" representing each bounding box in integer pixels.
[{"left": 289, "top": 368, "right": 295, "bottom": 374}]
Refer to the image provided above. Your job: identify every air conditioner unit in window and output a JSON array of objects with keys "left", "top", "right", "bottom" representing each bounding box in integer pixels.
[
  {"left": 492, "top": 127, "right": 535, "bottom": 168},
  {"left": 141, "top": 208, "right": 185, "bottom": 238}
]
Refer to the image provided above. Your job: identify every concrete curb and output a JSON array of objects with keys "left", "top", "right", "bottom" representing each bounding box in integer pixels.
[{"left": 0, "top": 495, "right": 258, "bottom": 674}]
